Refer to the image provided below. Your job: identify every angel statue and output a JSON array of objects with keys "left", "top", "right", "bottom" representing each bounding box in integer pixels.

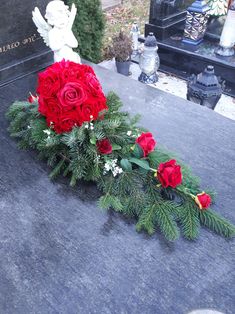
[{"left": 32, "top": 0, "right": 81, "bottom": 64}]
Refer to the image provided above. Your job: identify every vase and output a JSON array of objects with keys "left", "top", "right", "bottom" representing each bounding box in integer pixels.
[{"left": 115, "top": 60, "right": 131, "bottom": 76}]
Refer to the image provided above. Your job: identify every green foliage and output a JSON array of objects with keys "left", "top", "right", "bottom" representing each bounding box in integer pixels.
[
  {"left": 177, "top": 200, "right": 200, "bottom": 240},
  {"left": 6, "top": 92, "right": 235, "bottom": 242},
  {"left": 67, "top": 0, "right": 105, "bottom": 63},
  {"left": 155, "top": 202, "right": 180, "bottom": 241},
  {"left": 199, "top": 210, "right": 235, "bottom": 238}
]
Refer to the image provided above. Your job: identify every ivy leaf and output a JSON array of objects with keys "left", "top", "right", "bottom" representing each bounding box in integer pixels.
[
  {"left": 132, "top": 144, "right": 143, "bottom": 158},
  {"left": 129, "top": 158, "right": 151, "bottom": 170},
  {"left": 120, "top": 159, "right": 132, "bottom": 171},
  {"left": 112, "top": 144, "right": 122, "bottom": 151}
]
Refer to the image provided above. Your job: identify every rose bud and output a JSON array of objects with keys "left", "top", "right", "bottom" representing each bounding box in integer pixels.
[
  {"left": 136, "top": 132, "right": 156, "bottom": 157},
  {"left": 28, "top": 93, "right": 38, "bottom": 103},
  {"left": 195, "top": 192, "right": 211, "bottom": 210},
  {"left": 157, "top": 159, "right": 182, "bottom": 188},
  {"left": 96, "top": 139, "right": 112, "bottom": 155}
]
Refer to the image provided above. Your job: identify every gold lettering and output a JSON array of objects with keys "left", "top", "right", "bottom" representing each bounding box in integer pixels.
[{"left": 0, "top": 34, "right": 40, "bottom": 53}]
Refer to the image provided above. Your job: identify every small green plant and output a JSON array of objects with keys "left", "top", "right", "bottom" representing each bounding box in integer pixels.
[{"left": 105, "top": 31, "right": 133, "bottom": 62}]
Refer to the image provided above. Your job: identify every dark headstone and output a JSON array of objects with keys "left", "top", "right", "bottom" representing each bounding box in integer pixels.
[
  {"left": 0, "top": 0, "right": 53, "bottom": 86},
  {"left": 145, "top": 0, "right": 193, "bottom": 40}
]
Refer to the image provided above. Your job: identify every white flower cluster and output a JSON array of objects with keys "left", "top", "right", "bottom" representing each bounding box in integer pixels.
[
  {"left": 103, "top": 159, "right": 123, "bottom": 177},
  {"left": 126, "top": 130, "right": 140, "bottom": 138},
  {"left": 43, "top": 129, "right": 51, "bottom": 139},
  {"left": 84, "top": 122, "right": 94, "bottom": 130}
]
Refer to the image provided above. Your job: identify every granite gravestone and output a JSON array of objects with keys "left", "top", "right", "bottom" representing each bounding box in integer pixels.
[
  {"left": 0, "top": 64, "right": 234, "bottom": 314},
  {"left": 145, "top": 0, "right": 194, "bottom": 40},
  {"left": 0, "top": 0, "right": 53, "bottom": 86}
]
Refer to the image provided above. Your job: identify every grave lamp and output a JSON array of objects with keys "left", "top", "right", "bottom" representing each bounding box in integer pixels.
[
  {"left": 187, "top": 65, "right": 222, "bottom": 110},
  {"left": 215, "top": 0, "right": 235, "bottom": 57},
  {"left": 138, "top": 32, "right": 160, "bottom": 84},
  {"left": 182, "top": 0, "right": 210, "bottom": 45},
  {"left": 130, "top": 22, "right": 140, "bottom": 57}
]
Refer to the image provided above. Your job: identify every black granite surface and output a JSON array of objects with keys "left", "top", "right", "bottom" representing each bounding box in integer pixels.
[
  {"left": 0, "top": 64, "right": 234, "bottom": 314},
  {"left": 0, "top": 0, "right": 52, "bottom": 85}
]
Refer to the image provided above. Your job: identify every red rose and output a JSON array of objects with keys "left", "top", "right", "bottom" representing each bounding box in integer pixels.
[
  {"left": 48, "top": 110, "right": 80, "bottom": 134},
  {"left": 61, "top": 61, "right": 81, "bottom": 82},
  {"left": 83, "top": 72, "right": 104, "bottom": 97},
  {"left": 96, "top": 139, "right": 112, "bottom": 154},
  {"left": 136, "top": 132, "right": 156, "bottom": 157},
  {"left": 38, "top": 97, "right": 62, "bottom": 116},
  {"left": 157, "top": 159, "right": 182, "bottom": 188},
  {"left": 58, "top": 82, "right": 87, "bottom": 110},
  {"left": 195, "top": 192, "right": 211, "bottom": 210},
  {"left": 36, "top": 61, "right": 108, "bottom": 134},
  {"left": 37, "top": 65, "right": 61, "bottom": 97},
  {"left": 79, "top": 98, "right": 107, "bottom": 123}
]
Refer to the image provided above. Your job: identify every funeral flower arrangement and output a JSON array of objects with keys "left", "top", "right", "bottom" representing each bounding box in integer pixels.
[{"left": 7, "top": 61, "right": 235, "bottom": 241}]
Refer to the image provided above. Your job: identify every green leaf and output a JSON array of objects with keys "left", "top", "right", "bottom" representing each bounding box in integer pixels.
[
  {"left": 90, "top": 137, "right": 97, "bottom": 145},
  {"left": 112, "top": 144, "right": 122, "bottom": 151},
  {"left": 148, "top": 150, "right": 159, "bottom": 167},
  {"left": 120, "top": 159, "right": 132, "bottom": 171},
  {"left": 129, "top": 158, "right": 151, "bottom": 171},
  {"left": 132, "top": 144, "right": 143, "bottom": 158}
]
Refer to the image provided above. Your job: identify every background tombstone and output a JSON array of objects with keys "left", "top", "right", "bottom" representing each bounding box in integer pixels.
[
  {"left": 145, "top": 0, "right": 194, "bottom": 40},
  {"left": 0, "top": 0, "right": 53, "bottom": 87}
]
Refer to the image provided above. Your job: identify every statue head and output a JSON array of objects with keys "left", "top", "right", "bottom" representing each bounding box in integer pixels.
[{"left": 45, "top": 0, "right": 70, "bottom": 28}]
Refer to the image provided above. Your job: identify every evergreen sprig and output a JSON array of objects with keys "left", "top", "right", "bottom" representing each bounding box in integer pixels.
[{"left": 6, "top": 92, "right": 235, "bottom": 242}]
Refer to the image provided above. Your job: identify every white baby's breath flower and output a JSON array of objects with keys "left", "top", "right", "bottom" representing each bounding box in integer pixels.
[
  {"left": 118, "top": 168, "right": 123, "bottom": 174},
  {"left": 43, "top": 129, "right": 51, "bottom": 136},
  {"left": 127, "top": 131, "right": 132, "bottom": 136}
]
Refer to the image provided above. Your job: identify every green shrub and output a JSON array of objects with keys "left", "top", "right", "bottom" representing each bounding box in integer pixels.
[{"left": 67, "top": 0, "right": 105, "bottom": 63}]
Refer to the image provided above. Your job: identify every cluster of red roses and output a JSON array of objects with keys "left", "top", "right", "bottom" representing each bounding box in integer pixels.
[
  {"left": 36, "top": 60, "right": 107, "bottom": 134},
  {"left": 135, "top": 132, "right": 211, "bottom": 210}
]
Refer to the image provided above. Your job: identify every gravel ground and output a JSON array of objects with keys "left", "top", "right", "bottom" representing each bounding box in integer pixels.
[{"left": 99, "top": 59, "right": 235, "bottom": 121}]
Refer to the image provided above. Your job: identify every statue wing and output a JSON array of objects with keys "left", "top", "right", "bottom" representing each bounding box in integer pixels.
[
  {"left": 32, "top": 7, "right": 51, "bottom": 47},
  {"left": 68, "top": 3, "right": 77, "bottom": 29}
]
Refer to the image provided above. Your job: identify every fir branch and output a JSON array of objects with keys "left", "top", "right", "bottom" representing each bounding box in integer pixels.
[
  {"left": 136, "top": 205, "right": 156, "bottom": 235},
  {"left": 49, "top": 159, "right": 66, "bottom": 179},
  {"left": 98, "top": 194, "right": 123, "bottom": 212},
  {"left": 154, "top": 202, "right": 179, "bottom": 241},
  {"left": 199, "top": 210, "right": 235, "bottom": 238},
  {"left": 177, "top": 201, "right": 200, "bottom": 240}
]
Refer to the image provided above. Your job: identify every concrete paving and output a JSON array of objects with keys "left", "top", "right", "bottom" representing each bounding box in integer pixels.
[{"left": 99, "top": 59, "right": 235, "bottom": 121}]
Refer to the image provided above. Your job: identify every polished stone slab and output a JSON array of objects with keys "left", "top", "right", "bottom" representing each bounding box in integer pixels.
[
  {"left": 0, "top": 64, "right": 234, "bottom": 314},
  {"left": 0, "top": 0, "right": 52, "bottom": 86}
]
